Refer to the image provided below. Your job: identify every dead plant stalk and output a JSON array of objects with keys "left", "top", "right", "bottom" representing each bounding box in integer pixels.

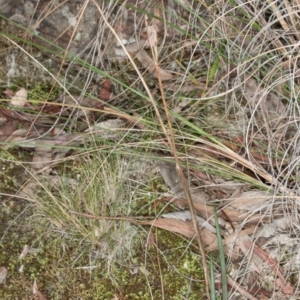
[{"left": 144, "top": 16, "right": 211, "bottom": 298}]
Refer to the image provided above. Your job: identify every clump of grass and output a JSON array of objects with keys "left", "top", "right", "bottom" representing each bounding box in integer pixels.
[{"left": 30, "top": 150, "right": 148, "bottom": 275}]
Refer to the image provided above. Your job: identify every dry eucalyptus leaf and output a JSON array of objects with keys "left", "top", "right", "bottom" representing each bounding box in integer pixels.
[
  {"left": 11, "top": 88, "right": 28, "bottom": 107},
  {"left": 135, "top": 50, "right": 173, "bottom": 80},
  {"left": 243, "top": 239, "right": 294, "bottom": 295},
  {"left": 3, "top": 128, "right": 36, "bottom": 150},
  {"left": 225, "top": 190, "right": 273, "bottom": 211},
  {"left": 157, "top": 161, "right": 210, "bottom": 203},
  {"left": 149, "top": 218, "right": 196, "bottom": 237},
  {"left": 162, "top": 210, "right": 216, "bottom": 233},
  {"left": 85, "top": 118, "right": 125, "bottom": 138},
  {"left": 145, "top": 218, "right": 216, "bottom": 246},
  {"left": 206, "top": 226, "right": 257, "bottom": 255},
  {"left": 174, "top": 199, "right": 268, "bottom": 225},
  {"left": 0, "top": 120, "right": 19, "bottom": 142},
  {"left": 157, "top": 161, "right": 182, "bottom": 194},
  {"left": 31, "top": 130, "right": 83, "bottom": 170},
  {"left": 173, "top": 99, "right": 193, "bottom": 114}
]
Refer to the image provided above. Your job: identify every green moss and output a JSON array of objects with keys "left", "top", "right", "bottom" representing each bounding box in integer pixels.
[
  {"left": 27, "top": 81, "right": 59, "bottom": 105},
  {"left": 0, "top": 199, "right": 208, "bottom": 299}
]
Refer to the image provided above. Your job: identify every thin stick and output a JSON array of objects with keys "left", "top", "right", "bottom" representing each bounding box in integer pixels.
[{"left": 145, "top": 17, "right": 211, "bottom": 297}]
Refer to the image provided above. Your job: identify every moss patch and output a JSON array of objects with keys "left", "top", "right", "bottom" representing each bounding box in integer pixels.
[{"left": 0, "top": 202, "right": 207, "bottom": 299}]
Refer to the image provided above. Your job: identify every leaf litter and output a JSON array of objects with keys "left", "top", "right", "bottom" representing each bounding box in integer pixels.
[{"left": 1, "top": 0, "right": 300, "bottom": 298}]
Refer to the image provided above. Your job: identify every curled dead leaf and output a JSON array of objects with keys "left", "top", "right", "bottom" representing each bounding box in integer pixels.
[
  {"left": 146, "top": 25, "right": 158, "bottom": 48},
  {"left": 144, "top": 218, "right": 216, "bottom": 246},
  {"left": 162, "top": 210, "right": 216, "bottom": 233},
  {"left": 98, "top": 79, "right": 113, "bottom": 102},
  {"left": 157, "top": 161, "right": 210, "bottom": 202},
  {"left": 11, "top": 88, "right": 28, "bottom": 107},
  {"left": 135, "top": 50, "right": 173, "bottom": 80},
  {"left": 0, "top": 120, "right": 19, "bottom": 142}
]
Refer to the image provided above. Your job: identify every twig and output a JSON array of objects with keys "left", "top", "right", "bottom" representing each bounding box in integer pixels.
[{"left": 145, "top": 17, "right": 211, "bottom": 298}]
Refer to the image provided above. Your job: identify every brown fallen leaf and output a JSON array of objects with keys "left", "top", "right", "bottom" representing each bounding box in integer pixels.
[
  {"left": 2, "top": 124, "right": 84, "bottom": 172},
  {"left": 275, "top": 278, "right": 294, "bottom": 296},
  {"left": 0, "top": 106, "right": 53, "bottom": 125},
  {"left": 144, "top": 218, "right": 217, "bottom": 246},
  {"left": 146, "top": 218, "right": 195, "bottom": 238},
  {"left": 221, "top": 137, "right": 286, "bottom": 165},
  {"left": 173, "top": 99, "right": 193, "bottom": 114},
  {"left": 157, "top": 161, "right": 211, "bottom": 203},
  {"left": 3, "top": 128, "right": 37, "bottom": 150},
  {"left": 174, "top": 199, "right": 266, "bottom": 225},
  {"left": 162, "top": 210, "right": 216, "bottom": 233},
  {"left": 135, "top": 49, "right": 173, "bottom": 80},
  {"left": 0, "top": 120, "right": 19, "bottom": 142},
  {"left": 98, "top": 79, "right": 113, "bottom": 102},
  {"left": 3, "top": 88, "right": 15, "bottom": 98},
  {"left": 223, "top": 190, "right": 273, "bottom": 211},
  {"left": 206, "top": 226, "right": 258, "bottom": 255},
  {"left": 233, "top": 235, "right": 265, "bottom": 280}
]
